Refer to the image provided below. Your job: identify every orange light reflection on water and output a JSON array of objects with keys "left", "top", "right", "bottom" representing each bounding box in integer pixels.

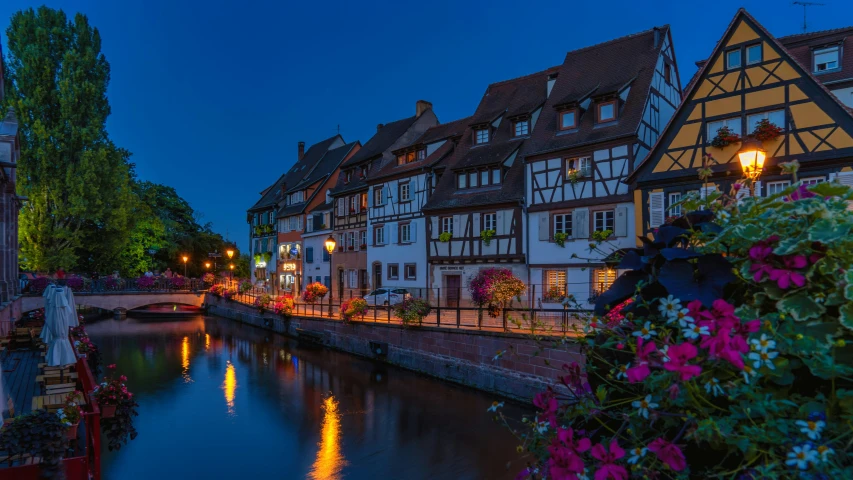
[
  {"left": 223, "top": 361, "right": 237, "bottom": 416},
  {"left": 205, "top": 333, "right": 210, "bottom": 351},
  {"left": 309, "top": 396, "right": 347, "bottom": 480},
  {"left": 181, "top": 336, "right": 192, "bottom": 383}
]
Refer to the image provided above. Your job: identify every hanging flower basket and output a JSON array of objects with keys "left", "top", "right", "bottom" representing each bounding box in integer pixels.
[
  {"left": 710, "top": 125, "right": 741, "bottom": 148},
  {"left": 750, "top": 119, "right": 784, "bottom": 142}
]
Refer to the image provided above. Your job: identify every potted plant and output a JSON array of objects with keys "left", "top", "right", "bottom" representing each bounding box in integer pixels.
[
  {"left": 254, "top": 293, "right": 271, "bottom": 313},
  {"left": 239, "top": 281, "right": 253, "bottom": 294},
  {"left": 567, "top": 168, "right": 583, "bottom": 184},
  {"left": 58, "top": 391, "right": 85, "bottom": 440},
  {"left": 710, "top": 125, "right": 741, "bottom": 148},
  {"left": 302, "top": 282, "right": 329, "bottom": 304},
  {"left": 93, "top": 365, "right": 132, "bottom": 419},
  {"left": 203, "top": 272, "right": 215, "bottom": 285},
  {"left": 554, "top": 232, "right": 569, "bottom": 247},
  {"left": 750, "top": 118, "right": 783, "bottom": 142},
  {"left": 480, "top": 229, "right": 496, "bottom": 246},
  {"left": 223, "top": 287, "right": 238, "bottom": 300},
  {"left": 341, "top": 298, "right": 368, "bottom": 322},
  {"left": 348, "top": 245, "right": 355, "bottom": 251},
  {"left": 393, "top": 297, "right": 432, "bottom": 326},
  {"left": 272, "top": 295, "right": 295, "bottom": 318},
  {"left": 137, "top": 275, "right": 155, "bottom": 290},
  {"left": 66, "top": 275, "right": 85, "bottom": 292},
  {"left": 30, "top": 276, "right": 49, "bottom": 294},
  {"left": 439, "top": 232, "right": 452, "bottom": 243},
  {"left": 0, "top": 410, "right": 66, "bottom": 477},
  {"left": 96, "top": 365, "right": 139, "bottom": 451},
  {"left": 360, "top": 243, "right": 367, "bottom": 250},
  {"left": 209, "top": 284, "right": 225, "bottom": 297}
]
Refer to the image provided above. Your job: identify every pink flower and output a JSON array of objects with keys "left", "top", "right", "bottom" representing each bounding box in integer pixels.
[
  {"left": 663, "top": 343, "right": 701, "bottom": 381},
  {"left": 667, "top": 383, "right": 680, "bottom": 399},
  {"left": 548, "top": 427, "right": 591, "bottom": 478},
  {"left": 626, "top": 364, "right": 650, "bottom": 383},
  {"left": 626, "top": 338, "right": 656, "bottom": 383},
  {"left": 107, "top": 364, "right": 116, "bottom": 369},
  {"left": 647, "top": 438, "right": 686, "bottom": 472},
  {"left": 591, "top": 440, "right": 628, "bottom": 480},
  {"left": 701, "top": 329, "right": 747, "bottom": 370},
  {"left": 786, "top": 184, "right": 816, "bottom": 201},
  {"left": 534, "top": 390, "right": 559, "bottom": 427}
]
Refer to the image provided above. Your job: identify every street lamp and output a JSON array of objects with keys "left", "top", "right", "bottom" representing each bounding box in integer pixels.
[
  {"left": 324, "top": 235, "right": 336, "bottom": 318},
  {"left": 229, "top": 264, "right": 235, "bottom": 287},
  {"left": 226, "top": 248, "right": 235, "bottom": 261},
  {"left": 182, "top": 255, "right": 189, "bottom": 277},
  {"left": 205, "top": 262, "right": 211, "bottom": 270},
  {"left": 738, "top": 138, "right": 766, "bottom": 197}
]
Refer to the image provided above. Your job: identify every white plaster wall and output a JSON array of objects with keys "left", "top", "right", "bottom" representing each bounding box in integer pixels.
[
  {"left": 302, "top": 231, "right": 332, "bottom": 287},
  {"left": 367, "top": 217, "right": 427, "bottom": 293}
]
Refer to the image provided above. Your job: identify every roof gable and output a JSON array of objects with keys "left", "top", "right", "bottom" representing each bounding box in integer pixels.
[{"left": 633, "top": 9, "right": 853, "bottom": 184}]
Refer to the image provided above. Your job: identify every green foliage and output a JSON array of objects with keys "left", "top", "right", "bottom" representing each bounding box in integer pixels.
[
  {"left": 0, "top": 410, "right": 67, "bottom": 479},
  {"left": 439, "top": 232, "right": 452, "bottom": 242},
  {"left": 591, "top": 229, "right": 612, "bottom": 242},
  {"left": 393, "top": 298, "right": 432, "bottom": 326},
  {"left": 553, "top": 232, "right": 568, "bottom": 247},
  {"left": 480, "top": 229, "right": 495, "bottom": 246}
]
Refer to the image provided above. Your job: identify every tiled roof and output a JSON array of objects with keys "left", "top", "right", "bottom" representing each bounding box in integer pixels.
[
  {"left": 371, "top": 117, "right": 471, "bottom": 181},
  {"left": 526, "top": 26, "right": 668, "bottom": 158},
  {"left": 248, "top": 134, "right": 343, "bottom": 211},
  {"left": 290, "top": 141, "right": 359, "bottom": 192},
  {"left": 777, "top": 26, "right": 853, "bottom": 44},
  {"left": 418, "top": 116, "right": 471, "bottom": 145},
  {"left": 341, "top": 115, "right": 421, "bottom": 167},
  {"left": 424, "top": 69, "right": 556, "bottom": 211}
]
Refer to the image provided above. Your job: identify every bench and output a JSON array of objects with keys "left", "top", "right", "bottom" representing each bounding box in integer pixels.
[
  {"left": 31, "top": 393, "right": 88, "bottom": 412},
  {"left": 43, "top": 383, "right": 78, "bottom": 396},
  {"left": 36, "top": 372, "right": 78, "bottom": 385}
]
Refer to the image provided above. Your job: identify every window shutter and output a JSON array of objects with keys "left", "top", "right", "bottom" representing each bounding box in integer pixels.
[
  {"left": 700, "top": 185, "right": 717, "bottom": 199},
  {"left": 323, "top": 249, "right": 330, "bottom": 262},
  {"left": 390, "top": 223, "right": 398, "bottom": 244},
  {"left": 614, "top": 206, "right": 628, "bottom": 237},
  {"left": 754, "top": 181, "right": 762, "bottom": 197},
  {"left": 306, "top": 247, "right": 314, "bottom": 263},
  {"left": 430, "top": 217, "right": 439, "bottom": 239},
  {"left": 472, "top": 213, "right": 481, "bottom": 234},
  {"left": 409, "top": 179, "right": 416, "bottom": 200},
  {"left": 452, "top": 216, "right": 461, "bottom": 236},
  {"left": 410, "top": 222, "right": 417, "bottom": 242},
  {"left": 575, "top": 208, "right": 589, "bottom": 239},
  {"left": 649, "top": 192, "right": 665, "bottom": 228},
  {"left": 383, "top": 225, "right": 389, "bottom": 245},
  {"left": 538, "top": 213, "right": 549, "bottom": 241},
  {"left": 832, "top": 172, "right": 853, "bottom": 210},
  {"left": 495, "top": 211, "right": 505, "bottom": 235},
  {"left": 324, "top": 276, "right": 331, "bottom": 289}
]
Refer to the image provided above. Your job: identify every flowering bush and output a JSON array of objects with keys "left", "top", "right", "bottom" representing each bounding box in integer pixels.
[
  {"left": 57, "top": 391, "right": 85, "bottom": 428},
  {"left": 710, "top": 125, "right": 741, "bottom": 148},
  {"left": 254, "top": 293, "right": 272, "bottom": 313},
  {"left": 542, "top": 286, "right": 567, "bottom": 304},
  {"left": 136, "top": 275, "right": 155, "bottom": 290},
  {"left": 66, "top": 275, "right": 85, "bottom": 292},
  {"left": 74, "top": 335, "right": 97, "bottom": 355},
  {"left": 469, "top": 268, "right": 526, "bottom": 317},
  {"left": 171, "top": 276, "right": 187, "bottom": 288},
  {"left": 302, "top": 282, "right": 329, "bottom": 304},
  {"left": 750, "top": 118, "right": 784, "bottom": 142},
  {"left": 27, "top": 308, "right": 45, "bottom": 322},
  {"left": 271, "top": 295, "right": 294, "bottom": 318},
  {"left": 104, "top": 277, "right": 123, "bottom": 291},
  {"left": 239, "top": 281, "right": 253, "bottom": 294},
  {"left": 209, "top": 284, "right": 225, "bottom": 296},
  {"left": 481, "top": 229, "right": 496, "bottom": 246},
  {"left": 30, "top": 276, "right": 49, "bottom": 294},
  {"left": 203, "top": 272, "right": 215, "bottom": 284},
  {"left": 513, "top": 181, "right": 853, "bottom": 479},
  {"left": 222, "top": 287, "right": 238, "bottom": 300},
  {"left": 393, "top": 298, "right": 432, "bottom": 326},
  {"left": 341, "top": 298, "right": 368, "bottom": 321}
]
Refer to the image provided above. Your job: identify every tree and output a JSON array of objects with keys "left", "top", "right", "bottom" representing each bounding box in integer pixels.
[{"left": 3, "top": 7, "right": 134, "bottom": 271}]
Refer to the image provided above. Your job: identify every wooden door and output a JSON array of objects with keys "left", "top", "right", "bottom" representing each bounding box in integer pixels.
[{"left": 446, "top": 275, "right": 461, "bottom": 308}]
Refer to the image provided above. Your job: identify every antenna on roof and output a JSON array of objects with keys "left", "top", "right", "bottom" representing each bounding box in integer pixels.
[{"left": 793, "top": 1, "right": 826, "bottom": 33}]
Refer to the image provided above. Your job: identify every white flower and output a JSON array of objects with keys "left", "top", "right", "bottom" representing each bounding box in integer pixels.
[
  {"left": 627, "top": 447, "right": 647, "bottom": 464},
  {"left": 616, "top": 363, "right": 630, "bottom": 380},
  {"left": 741, "top": 365, "right": 758, "bottom": 384},
  {"left": 631, "top": 395, "right": 657, "bottom": 419},
  {"left": 493, "top": 350, "right": 506, "bottom": 361},
  {"left": 632, "top": 321, "right": 657, "bottom": 340},
  {"left": 659, "top": 344, "right": 671, "bottom": 363},
  {"left": 682, "top": 324, "right": 710, "bottom": 340},
  {"left": 750, "top": 334, "right": 776, "bottom": 353},
  {"left": 536, "top": 421, "right": 549, "bottom": 434},
  {"left": 816, "top": 444, "right": 834, "bottom": 462},
  {"left": 795, "top": 419, "right": 826, "bottom": 440},
  {"left": 704, "top": 378, "right": 725, "bottom": 397},
  {"left": 487, "top": 401, "right": 504, "bottom": 412},
  {"left": 748, "top": 350, "right": 778, "bottom": 370},
  {"left": 786, "top": 444, "right": 818, "bottom": 470},
  {"left": 671, "top": 308, "right": 694, "bottom": 327},
  {"left": 658, "top": 295, "right": 681, "bottom": 317},
  {"left": 575, "top": 469, "right": 590, "bottom": 480}
]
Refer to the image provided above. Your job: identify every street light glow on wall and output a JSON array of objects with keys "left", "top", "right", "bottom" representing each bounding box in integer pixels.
[{"left": 738, "top": 138, "right": 766, "bottom": 196}]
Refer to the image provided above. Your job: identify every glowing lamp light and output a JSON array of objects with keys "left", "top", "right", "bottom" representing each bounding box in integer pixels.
[
  {"left": 205, "top": 262, "right": 211, "bottom": 269},
  {"left": 182, "top": 255, "right": 189, "bottom": 263},
  {"left": 229, "top": 264, "right": 234, "bottom": 270},
  {"left": 324, "top": 235, "right": 336, "bottom": 255},
  {"left": 738, "top": 138, "right": 766, "bottom": 182},
  {"left": 226, "top": 248, "right": 235, "bottom": 260}
]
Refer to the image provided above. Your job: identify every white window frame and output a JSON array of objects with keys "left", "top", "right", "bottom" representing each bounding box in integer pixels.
[
  {"left": 400, "top": 223, "right": 411, "bottom": 243},
  {"left": 707, "top": 117, "right": 742, "bottom": 139},
  {"left": 814, "top": 46, "right": 840, "bottom": 73},
  {"left": 726, "top": 49, "right": 742, "bottom": 69},
  {"left": 514, "top": 119, "right": 529, "bottom": 136},
  {"left": 802, "top": 177, "right": 825, "bottom": 185},
  {"left": 475, "top": 128, "right": 489, "bottom": 144},
  {"left": 668, "top": 192, "right": 682, "bottom": 217},
  {"left": 747, "top": 110, "right": 785, "bottom": 133},
  {"left": 483, "top": 213, "right": 497, "bottom": 232},
  {"left": 766, "top": 180, "right": 792, "bottom": 196},
  {"left": 553, "top": 213, "right": 572, "bottom": 236},
  {"left": 594, "top": 210, "right": 615, "bottom": 232},
  {"left": 399, "top": 183, "right": 411, "bottom": 202},
  {"left": 441, "top": 217, "right": 453, "bottom": 234},
  {"left": 375, "top": 227, "right": 385, "bottom": 245},
  {"left": 545, "top": 270, "right": 567, "bottom": 296},
  {"left": 746, "top": 44, "right": 762, "bottom": 65},
  {"left": 360, "top": 230, "right": 367, "bottom": 247}
]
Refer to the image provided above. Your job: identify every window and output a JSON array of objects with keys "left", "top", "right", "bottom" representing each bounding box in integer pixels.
[
  {"left": 746, "top": 44, "right": 762, "bottom": 65},
  {"left": 305, "top": 247, "right": 314, "bottom": 264},
  {"left": 396, "top": 154, "right": 405, "bottom": 165},
  {"left": 458, "top": 174, "right": 467, "bottom": 189},
  {"left": 598, "top": 101, "right": 616, "bottom": 122},
  {"left": 766, "top": 180, "right": 792, "bottom": 195},
  {"left": 554, "top": 213, "right": 572, "bottom": 236},
  {"left": 336, "top": 198, "right": 346, "bottom": 217},
  {"left": 417, "top": 149, "right": 426, "bottom": 160},
  {"left": 374, "top": 226, "right": 385, "bottom": 245},
  {"left": 360, "top": 230, "right": 367, "bottom": 247},
  {"left": 406, "top": 152, "right": 415, "bottom": 164},
  {"left": 400, "top": 223, "right": 411, "bottom": 243},
  {"left": 802, "top": 177, "right": 825, "bottom": 185},
  {"left": 707, "top": 117, "right": 742, "bottom": 139},
  {"left": 348, "top": 232, "right": 355, "bottom": 250},
  {"left": 349, "top": 196, "right": 358, "bottom": 213},
  {"left": 814, "top": 46, "right": 840, "bottom": 73},
  {"left": 593, "top": 268, "right": 617, "bottom": 295},
  {"left": 253, "top": 214, "right": 259, "bottom": 226},
  {"left": 360, "top": 193, "right": 367, "bottom": 210},
  {"left": 405, "top": 263, "right": 416, "bottom": 280},
  {"left": 399, "top": 183, "right": 411, "bottom": 202},
  {"left": 567, "top": 157, "right": 592, "bottom": 177},
  {"left": 348, "top": 269, "right": 358, "bottom": 289},
  {"left": 288, "top": 216, "right": 300, "bottom": 231},
  {"left": 480, "top": 170, "right": 489, "bottom": 185},
  {"left": 337, "top": 233, "right": 344, "bottom": 251},
  {"left": 727, "top": 49, "right": 742, "bottom": 69},
  {"left": 747, "top": 110, "right": 785, "bottom": 132},
  {"left": 467, "top": 172, "right": 477, "bottom": 188},
  {"left": 441, "top": 217, "right": 453, "bottom": 234},
  {"left": 544, "top": 270, "right": 567, "bottom": 299},
  {"left": 594, "top": 210, "right": 615, "bottom": 233},
  {"left": 491, "top": 168, "right": 502, "bottom": 185},
  {"left": 475, "top": 128, "right": 489, "bottom": 144},
  {"left": 374, "top": 186, "right": 385, "bottom": 206},
  {"left": 514, "top": 119, "right": 529, "bottom": 137},
  {"left": 388, "top": 264, "right": 399, "bottom": 280},
  {"left": 345, "top": 170, "right": 352, "bottom": 183},
  {"left": 560, "top": 110, "right": 577, "bottom": 130},
  {"left": 664, "top": 63, "right": 672, "bottom": 84},
  {"left": 669, "top": 192, "right": 682, "bottom": 217},
  {"left": 482, "top": 213, "right": 497, "bottom": 232}
]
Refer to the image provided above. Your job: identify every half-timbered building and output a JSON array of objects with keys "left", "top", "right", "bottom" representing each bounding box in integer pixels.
[
  {"left": 522, "top": 26, "right": 682, "bottom": 308},
  {"left": 423, "top": 69, "right": 560, "bottom": 306},
  {"left": 365, "top": 118, "right": 469, "bottom": 296},
  {"left": 328, "top": 101, "right": 438, "bottom": 299},
  {"left": 630, "top": 10, "right": 853, "bottom": 238}
]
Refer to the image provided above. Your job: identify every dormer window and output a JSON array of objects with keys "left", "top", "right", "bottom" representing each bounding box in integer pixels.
[
  {"left": 456, "top": 167, "right": 502, "bottom": 189},
  {"left": 746, "top": 44, "right": 762, "bottom": 65},
  {"left": 396, "top": 154, "right": 405, "bottom": 165},
  {"left": 475, "top": 128, "right": 489, "bottom": 144},
  {"left": 513, "top": 119, "right": 530, "bottom": 137},
  {"left": 360, "top": 166, "right": 367, "bottom": 178},
  {"left": 814, "top": 45, "right": 840, "bottom": 73},
  {"left": 726, "top": 49, "right": 742, "bottom": 69},
  {"left": 345, "top": 170, "right": 352, "bottom": 183},
  {"left": 597, "top": 100, "right": 617, "bottom": 123},
  {"left": 559, "top": 109, "right": 577, "bottom": 130}
]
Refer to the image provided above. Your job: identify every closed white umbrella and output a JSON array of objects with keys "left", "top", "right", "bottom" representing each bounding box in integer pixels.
[
  {"left": 44, "top": 286, "right": 77, "bottom": 367},
  {"left": 40, "top": 284, "right": 57, "bottom": 344},
  {"left": 64, "top": 286, "right": 79, "bottom": 327}
]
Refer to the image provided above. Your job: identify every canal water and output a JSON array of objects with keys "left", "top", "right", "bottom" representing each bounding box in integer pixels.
[{"left": 84, "top": 315, "right": 529, "bottom": 479}]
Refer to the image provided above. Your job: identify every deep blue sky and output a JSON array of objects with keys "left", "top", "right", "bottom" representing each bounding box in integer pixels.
[{"left": 2, "top": 0, "right": 852, "bottom": 250}]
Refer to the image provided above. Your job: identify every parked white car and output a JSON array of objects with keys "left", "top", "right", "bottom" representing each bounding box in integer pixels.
[{"left": 363, "top": 288, "right": 412, "bottom": 306}]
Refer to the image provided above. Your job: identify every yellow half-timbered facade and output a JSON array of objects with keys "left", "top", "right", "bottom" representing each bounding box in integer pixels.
[{"left": 631, "top": 9, "right": 853, "bottom": 238}]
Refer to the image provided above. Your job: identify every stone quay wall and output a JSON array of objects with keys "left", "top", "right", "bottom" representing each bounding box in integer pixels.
[{"left": 204, "top": 294, "right": 582, "bottom": 403}]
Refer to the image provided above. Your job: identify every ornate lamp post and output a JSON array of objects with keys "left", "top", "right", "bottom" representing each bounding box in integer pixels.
[
  {"left": 324, "top": 235, "right": 337, "bottom": 318},
  {"left": 738, "top": 138, "right": 767, "bottom": 197},
  {"left": 182, "top": 255, "right": 189, "bottom": 277},
  {"left": 229, "top": 264, "right": 235, "bottom": 287}
]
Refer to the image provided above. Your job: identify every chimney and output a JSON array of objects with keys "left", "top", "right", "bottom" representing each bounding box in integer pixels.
[
  {"left": 376, "top": 123, "right": 383, "bottom": 133},
  {"left": 416, "top": 100, "right": 433, "bottom": 117},
  {"left": 298, "top": 141, "right": 305, "bottom": 161},
  {"left": 653, "top": 27, "right": 660, "bottom": 49}
]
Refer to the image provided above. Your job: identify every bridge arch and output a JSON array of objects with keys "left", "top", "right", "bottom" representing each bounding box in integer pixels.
[{"left": 21, "top": 292, "right": 206, "bottom": 314}]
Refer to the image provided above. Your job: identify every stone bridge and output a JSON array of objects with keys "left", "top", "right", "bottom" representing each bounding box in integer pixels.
[{"left": 22, "top": 291, "right": 206, "bottom": 313}]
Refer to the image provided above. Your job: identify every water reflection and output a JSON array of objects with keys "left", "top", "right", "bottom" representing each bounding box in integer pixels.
[
  {"left": 309, "top": 396, "right": 346, "bottom": 480},
  {"left": 86, "top": 315, "right": 527, "bottom": 479},
  {"left": 223, "top": 360, "right": 237, "bottom": 416}
]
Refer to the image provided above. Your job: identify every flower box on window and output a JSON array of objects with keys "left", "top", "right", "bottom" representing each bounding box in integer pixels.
[
  {"left": 750, "top": 119, "right": 783, "bottom": 142},
  {"left": 710, "top": 126, "right": 741, "bottom": 148},
  {"left": 360, "top": 244, "right": 367, "bottom": 250},
  {"left": 347, "top": 246, "right": 354, "bottom": 251}
]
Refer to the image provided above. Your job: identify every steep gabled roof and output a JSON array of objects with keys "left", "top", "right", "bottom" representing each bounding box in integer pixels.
[
  {"left": 248, "top": 134, "right": 343, "bottom": 212},
  {"left": 341, "top": 115, "right": 420, "bottom": 167},
  {"left": 371, "top": 116, "right": 471, "bottom": 181},
  {"left": 526, "top": 26, "right": 669, "bottom": 157},
  {"left": 278, "top": 141, "right": 360, "bottom": 217}
]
